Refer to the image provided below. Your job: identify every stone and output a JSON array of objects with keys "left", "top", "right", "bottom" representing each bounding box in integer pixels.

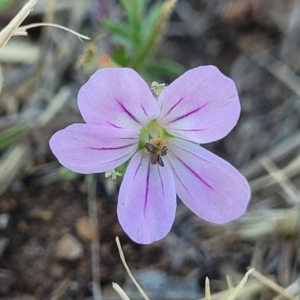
[{"left": 55, "top": 233, "right": 83, "bottom": 261}]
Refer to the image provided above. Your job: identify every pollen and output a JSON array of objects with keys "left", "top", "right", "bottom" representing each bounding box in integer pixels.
[
  {"left": 145, "top": 138, "right": 168, "bottom": 167},
  {"left": 154, "top": 138, "right": 165, "bottom": 150}
]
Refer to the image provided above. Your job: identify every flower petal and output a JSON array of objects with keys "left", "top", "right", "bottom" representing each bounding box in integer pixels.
[
  {"left": 166, "top": 138, "right": 250, "bottom": 224},
  {"left": 157, "top": 65, "right": 240, "bottom": 143},
  {"left": 49, "top": 124, "right": 139, "bottom": 174},
  {"left": 78, "top": 68, "right": 159, "bottom": 129},
  {"left": 117, "top": 151, "right": 176, "bottom": 244}
]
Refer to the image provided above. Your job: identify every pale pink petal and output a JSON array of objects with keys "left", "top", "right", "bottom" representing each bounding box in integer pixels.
[
  {"left": 78, "top": 68, "right": 159, "bottom": 129},
  {"left": 117, "top": 151, "right": 176, "bottom": 244},
  {"left": 166, "top": 138, "right": 250, "bottom": 224},
  {"left": 49, "top": 124, "right": 139, "bottom": 174},
  {"left": 157, "top": 65, "right": 240, "bottom": 143}
]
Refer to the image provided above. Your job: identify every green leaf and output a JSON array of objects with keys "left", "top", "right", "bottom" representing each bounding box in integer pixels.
[
  {"left": 111, "top": 46, "right": 130, "bottom": 66},
  {"left": 0, "top": 0, "right": 15, "bottom": 12},
  {"left": 103, "top": 20, "right": 135, "bottom": 54},
  {"left": 131, "top": 0, "right": 177, "bottom": 70},
  {"left": 144, "top": 60, "right": 185, "bottom": 81},
  {"left": 119, "top": 0, "right": 146, "bottom": 30},
  {"left": 0, "top": 123, "right": 29, "bottom": 151},
  {"left": 103, "top": 20, "right": 131, "bottom": 41},
  {"left": 141, "top": 2, "right": 162, "bottom": 38}
]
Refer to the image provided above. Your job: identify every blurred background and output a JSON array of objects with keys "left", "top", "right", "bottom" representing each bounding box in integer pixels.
[{"left": 0, "top": 0, "right": 300, "bottom": 299}]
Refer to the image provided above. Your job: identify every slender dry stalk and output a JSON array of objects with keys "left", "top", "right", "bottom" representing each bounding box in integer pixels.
[
  {"left": 112, "top": 282, "right": 131, "bottom": 300},
  {"left": 15, "top": 23, "right": 90, "bottom": 40},
  {"left": 250, "top": 270, "right": 296, "bottom": 300},
  {"left": 273, "top": 277, "right": 300, "bottom": 300},
  {"left": 0, "top": 0, "right": 89, "bottom": 53},
  {"left": 226, "top": 269, "right": 255, "bottom": 300},
  {"left": 115, "top": 237, "right": 150, "bottom": 300},
  {"left": 205, "top": 277, "right": 211, "bottom": 300},
  {"left": 86, "top": 175, "right": 102, "bottom": 300},
  {"left": 0, "top": 64, "right": 3, "bottom": 94},
  {"left": 259, "top": 156, "right": 299, "bottom": 205},
  {"left": 0, "top": 0, "right": 38, "bottom": 50}
]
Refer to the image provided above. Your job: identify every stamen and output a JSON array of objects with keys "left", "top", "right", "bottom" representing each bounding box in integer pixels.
[{"left": 144, "top": 138, "right": 168, "bottom": 167}]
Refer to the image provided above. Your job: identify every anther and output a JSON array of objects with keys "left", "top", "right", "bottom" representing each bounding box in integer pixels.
[{"left": 144, "top": 139, "right": 168, "bottom": 167}]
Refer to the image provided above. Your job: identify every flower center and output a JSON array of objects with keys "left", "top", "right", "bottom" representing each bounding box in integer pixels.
[{"left": 145, "top": 138, "right": 168, "bottom": 167}]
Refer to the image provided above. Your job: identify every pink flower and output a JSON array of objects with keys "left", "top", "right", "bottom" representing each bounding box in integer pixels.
[{"left": 49, "top": 66, "right": 251, "bottom": 244}]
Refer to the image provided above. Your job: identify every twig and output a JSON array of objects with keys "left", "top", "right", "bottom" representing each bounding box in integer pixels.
[
  {"left": 250, "top": 152, "right": 300, "bottom": 192},
  {"left": 250, "top": 270, "right": 296, "bottom": 300},
  {"left": 241, "top": 130, "right": 300, "bottom": 179},
  {"left": 86, "top": 175, "right": 102, "bottom": 300},
  {"left": 273, "top": 277, "right": 300, "bottom": 300},
  {"left": 250, "top": 51, "right": 300, "bottom": 98},
  {"left": 259, "top": 156, "right": 300, "bottom": 205}
]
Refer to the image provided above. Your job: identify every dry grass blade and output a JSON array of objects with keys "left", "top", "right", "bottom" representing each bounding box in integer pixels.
[
  {"left": 198, "top": 279, "right": 263, "bottom": 300},
  {"left": 226, "top": 269, "right": 255, "bottom": 300},
  {"left": 250, "top": 152, "right": 300, "bottom": 192},
  {"left": 112, "top": 282, "right": 131, "bottom": 300},
  {"left": 273, "top": 278, "right": 300, "bottom": 300},
  {"left": 250, "top": 270, "right": 296, "bottom": 300},
  {"left": 37, "top": 86, "right": 71, "bottom": 127},
  {"left": 0, "top": 41, "right": 39, "bottom": 63},
  {"left": 0, "top": 0, "right": 38, "bottom": 50},
  {"left": 242, "top": 130, "right": 300, "bottom": 179},
  {"left": 15, "top": 23, "right": 90, "bottom": 40},
  {"left": 230, "top": 208, "right": 300, "bottom": 238},
  {"left": 250, "top": 52, "right": 300, "bottom": 98},
  {"left": 0, "top": 64, "right": 3, "bottom": 94},
  {"left": 86, "top": 175, "right": 102, "bottom": 300},
  {"left": 259, "top": 156, "right": 299, "bottom": 205},
  {"left": 226, "top": 275, "right": 234, "bottom": 293},
  {"left": 115, "top": 237, "right": 150, "bottom": 300},
  {"left": 0, "top": 144, "right": 31, "bottom": 195},
  {"left": 205, "top": 277, "right": 211, "bottom": 300}
]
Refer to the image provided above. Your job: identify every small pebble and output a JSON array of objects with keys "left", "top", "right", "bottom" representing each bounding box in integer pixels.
[
  {"left": 0, "top": 214, "right": 10, "bottom": 230},
  {"left": 76, "top": 217, "right": 98, "bottom": 242},
  {"left": 55, "top": 233, "right": 84, "bottom": 261}
]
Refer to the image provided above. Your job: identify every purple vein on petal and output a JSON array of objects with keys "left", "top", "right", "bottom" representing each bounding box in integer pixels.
[
  {"left": 167, "top": 103, "right": 208, "bottom": 124},
  {"left": 143, "top": 161, "right": 151, "bottom": 217},
  {"left": 133, "top": 152, "right": 143, "bottom": 179},
  {"left": 104, "top": 152, "right": 135, "bottom": 164},
  {"left": 119, "top": 137, "right": 139, "bottom": 140},
  {"left": 115, "top": 98, "right": 141, "bottom": 125},
  {"left": 105, "top": 120, "right": 124, "bottom": 129},
  {"left": 141, "top": 103, "right": 148, "bottom": 117},
  {"left": 157, "top": 166, "right": 166, "bottom": 212},
  {"left": 88, "top": 142, "right": 137, "bottom": 151},
  {"left": 172, "top": 153, "right": 214, "bottom": 190},
  {"left": 169, "top": 128, "right": 206, "bottom": 132},
  {"left": 161, "top": 97, "right": 184, "bottom": 119},
  {"left": 170, "top": 142, "right": 212, "bottom": 164},
  {"left": 168, "top": 162, "right": 195, "bottom": 202}
]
